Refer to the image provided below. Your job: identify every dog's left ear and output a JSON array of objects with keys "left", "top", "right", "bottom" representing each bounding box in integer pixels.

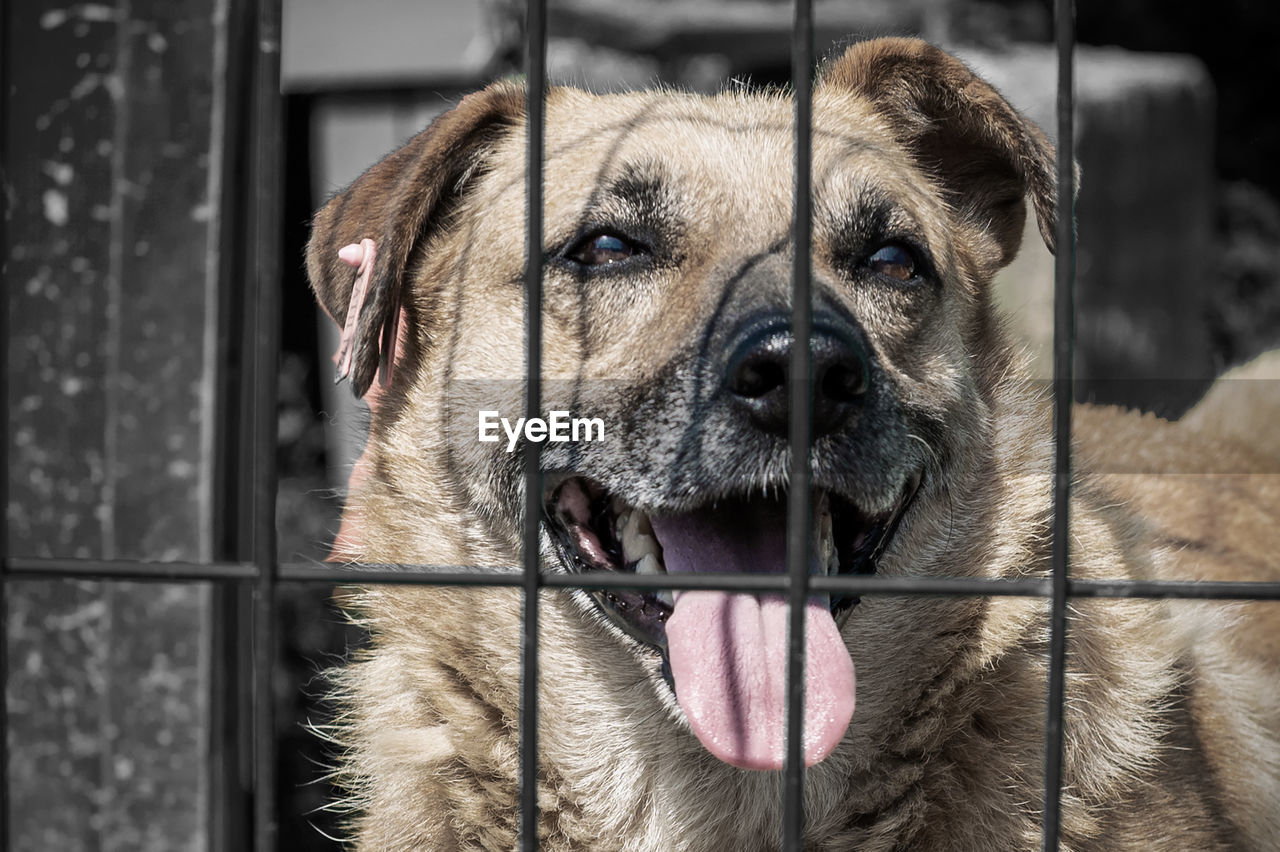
[
  {"left": 821, "top": 38, "right": 1060, "bottom": 270},
  {"left": 307, "top": 80, "right": 526, "bottom": 397}
]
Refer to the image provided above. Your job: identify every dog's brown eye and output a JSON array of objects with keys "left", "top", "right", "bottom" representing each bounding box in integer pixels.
[
  {"left": 569, "top": 233, "right": 635, "bottom": 266},
  {"left": 867, "top": 244, "right": 915, "bottom": 281}
]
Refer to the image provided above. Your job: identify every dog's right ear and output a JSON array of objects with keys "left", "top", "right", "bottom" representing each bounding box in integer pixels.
[
  {"left": 821, "top": 38, "right": 1061, "bottom": 275},
  {"left": 307, "top": 80, "right": 526, "bottom": 397}
]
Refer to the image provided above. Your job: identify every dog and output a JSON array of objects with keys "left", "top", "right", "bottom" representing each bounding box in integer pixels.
[{"left": 306, "top": 37, "right": 1280, "bottom": 850}]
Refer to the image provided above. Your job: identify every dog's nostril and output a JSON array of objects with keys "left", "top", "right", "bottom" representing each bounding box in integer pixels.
[
  {"left": 818, "top": 357, "right": 868, "bottom": 402},
  {"left": 726, "top": 328, "right": 791, "bottom": 402},
  {"left": 734, "top": 357, "right": 786, "bottom": 399}
]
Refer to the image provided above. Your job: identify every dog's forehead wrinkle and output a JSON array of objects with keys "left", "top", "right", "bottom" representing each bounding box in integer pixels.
[
  {"left": 557, "top": 166, "right": 686, "bottom": 242},
  {"left": 815, "top": 168, "right": 954, "bottom": 261},
  {"left": 605, "top": 163, "right": 673, "bottom": 209},
  {"left": 822, "top": 197, "right": 916, "bottom": 255}
]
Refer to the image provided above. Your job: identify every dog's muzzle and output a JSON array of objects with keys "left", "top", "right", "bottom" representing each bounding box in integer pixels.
[
  {"left": 542, "top": 472, "right": 918, "bottom": 770},
  {"left": 539, "top": 307, "right": 917, "bottom": 771}
]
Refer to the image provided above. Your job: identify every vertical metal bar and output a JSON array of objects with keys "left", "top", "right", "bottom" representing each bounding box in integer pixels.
[
  {"left": 0, "top": 299, "right": 9, "bottom": 852},
  {"left": 520, "top": 1, "right": 547, "bottom": 849},
  {"left": 0, "top": 3, "right": 11, "bottom": 845},
  {"left": 784, "top": 0, "right": 814, "bottom": 848},
  {"left": 209, "top": 3, "right": 257, "bottom": 847},
  {"left": 1041, "top": 1, "right": 1076, "bottom": 849},
  {"left": 250, "top": 1, "right": 283, "bottom": 849}
]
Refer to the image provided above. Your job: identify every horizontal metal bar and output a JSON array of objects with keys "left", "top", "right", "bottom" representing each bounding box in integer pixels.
[
  {"left": 813, "top": 575, "right": 1050, "bottom": 597},
  {"left": 1068, "top": 579, "right": 1280, "bottom": 600},
  {"left": 6, "top": 557, "right": 258, "bottom": 581},
  {"left": 282, "top": 76, "right": 480, "bottom": 99},
  {"left": 277, "top": 563, "right": 521, "bottom": 585},
  {"left": 8, "top": 557, "right": 1280, "bottom": 601},
  {"left": 271, "top": 564, "right": 1280, "bottom": 600}
]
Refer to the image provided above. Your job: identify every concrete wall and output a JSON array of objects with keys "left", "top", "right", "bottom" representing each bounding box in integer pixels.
[{"left": 5, "top": 1, "right": 228, "bottom": 847}]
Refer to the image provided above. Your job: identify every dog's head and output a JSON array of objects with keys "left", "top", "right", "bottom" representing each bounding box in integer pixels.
[{"left": 308, "top": 38, "right": 1057, "bottom": 772}]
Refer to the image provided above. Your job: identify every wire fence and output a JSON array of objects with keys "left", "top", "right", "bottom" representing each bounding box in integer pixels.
[{"left": 3, "top": 1, "right": 1280, "bottom": 851}]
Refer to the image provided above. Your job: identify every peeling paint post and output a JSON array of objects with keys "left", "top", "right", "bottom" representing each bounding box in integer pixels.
[{"left": 5, "top": 2, "right": 232, "bottom": 848}]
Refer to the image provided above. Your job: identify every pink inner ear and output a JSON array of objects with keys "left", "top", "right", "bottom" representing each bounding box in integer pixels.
[
  {"left": 335, "top": 238, "right": 378, "bottom": 382},
  {"left": 326, "top": 238, "right": 409, "bottom": 561},
  {"left": 338, "top": 243, "right": 365, "bottom": 267}
]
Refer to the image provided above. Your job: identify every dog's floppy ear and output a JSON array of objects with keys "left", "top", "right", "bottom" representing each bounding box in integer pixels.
[
  {"left": 821, "top": 38, "right": 1060, "bottom": 269},
  {"left": 307, "top": 80, "right": 526, "bottom": 397}
]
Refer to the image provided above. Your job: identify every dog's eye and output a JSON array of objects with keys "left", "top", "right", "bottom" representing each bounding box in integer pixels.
[
  {"left": 866, "top": 244, "right": 916, "bottom": 281},
  {"left": 568, "top": 233, "right": 636, "bottom": 266}
]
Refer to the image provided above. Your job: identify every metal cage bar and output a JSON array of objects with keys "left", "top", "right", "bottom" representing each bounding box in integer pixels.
[
  {"left": 1041, "top": 1, "right": 1077, "bottom": 849},
  {"left": 0, "top": 307, "right": 8, "bottom": 852},
  {"left": 10, "top": 556, "right": 1280, "bottom": 600},
  {"left": 521, "top": 1, "right": 549, "bottom": 849},
  {"left": 783, "top": 0, "right": 816, "bottom": 846},
  {"left": 0, "top": 1, "right": 10, "bottom": 841}
]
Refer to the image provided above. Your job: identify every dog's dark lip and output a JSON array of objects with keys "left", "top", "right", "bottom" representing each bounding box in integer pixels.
[
  {"left": 543, "top": 475, "right": 674, "bottom": 649},
  {"left": 829, "top": 469, "right": 922, "bottom": 618},
  {"left": 541, "top": 470, "right": 922, "bottom": 652}
]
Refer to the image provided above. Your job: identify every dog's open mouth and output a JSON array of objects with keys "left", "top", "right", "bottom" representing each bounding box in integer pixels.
[{"left": 544, "top": 474, "right": 917, "bottom": 770}]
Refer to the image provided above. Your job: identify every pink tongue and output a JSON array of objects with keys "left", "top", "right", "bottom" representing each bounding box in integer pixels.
[{"left": 651, "top": 503, "right": 855, "bottom": 770}]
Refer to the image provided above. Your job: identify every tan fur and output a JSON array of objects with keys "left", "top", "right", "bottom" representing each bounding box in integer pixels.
[{"left": 307, "top": 38, "right": 1280, "bottom": 850}]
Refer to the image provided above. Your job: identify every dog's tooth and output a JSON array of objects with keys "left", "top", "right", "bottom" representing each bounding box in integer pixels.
[
  {"left": 655, "top": 589, "right": 674, "bottom": 607},
  {"left": 626, "top": 532, "right": 659, "bottom": 562},
  {"left": 815, "top": 496, "right": 835, "bottom": 575},
  {"left": 622, "top": 509, "right": 660, "bottom": 562},
  {"left": 636, "top": 553, "right": 660, "bottom": 575},
  {"left": 628, "top": 509, "right": 656, "bottom": 541}
]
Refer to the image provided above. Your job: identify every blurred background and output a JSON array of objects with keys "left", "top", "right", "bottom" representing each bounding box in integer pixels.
[{"left": 4, "top": 0, "right": 1279, "bottom": 848}]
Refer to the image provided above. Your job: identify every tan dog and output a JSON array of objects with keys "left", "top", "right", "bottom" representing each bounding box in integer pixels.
[{"left": 306, "top": 37, "right": 1280, "bottom": 850}]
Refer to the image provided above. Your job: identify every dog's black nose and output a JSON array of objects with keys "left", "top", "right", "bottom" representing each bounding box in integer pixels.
[{"left": 725, "top": 316, "right": 870, "bottom": 438}]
